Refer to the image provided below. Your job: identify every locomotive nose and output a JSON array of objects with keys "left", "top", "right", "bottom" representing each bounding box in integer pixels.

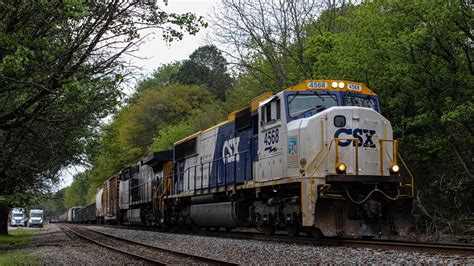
[{"left": 325, "top": 107, "right": 391, "bottom": 176}]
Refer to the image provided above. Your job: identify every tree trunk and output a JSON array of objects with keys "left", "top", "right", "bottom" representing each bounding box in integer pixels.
[{"left": 0, "top": 206, "right": 9, "bottom": 235}]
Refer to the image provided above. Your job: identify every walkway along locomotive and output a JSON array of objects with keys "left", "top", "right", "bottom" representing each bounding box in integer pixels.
[{"left": 65, "top": 80, "right": 414, "bottom": 238}]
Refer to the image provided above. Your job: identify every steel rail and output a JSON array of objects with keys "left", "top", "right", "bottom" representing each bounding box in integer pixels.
[
  {"left": 89, "top": 224, "right": 474, "bottom": 256},
  {"left": 68, "top": 224, "right": 238, "bottom": 265},
  {"left": 61, "top": 224, "right": 166, "bottom": 265}
]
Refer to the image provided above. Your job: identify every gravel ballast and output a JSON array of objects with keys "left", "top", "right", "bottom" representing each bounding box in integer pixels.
[
  {"left": 29, "top": 223, "right": 147, "bottom": 265},
  {"left": 88, "top": 226, "right": 474, "bottom": 264}
]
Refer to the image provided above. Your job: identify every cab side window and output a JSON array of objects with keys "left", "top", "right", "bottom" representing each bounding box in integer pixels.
[{"left": 262, "top": 98, "right": 281, "bottom": 124}]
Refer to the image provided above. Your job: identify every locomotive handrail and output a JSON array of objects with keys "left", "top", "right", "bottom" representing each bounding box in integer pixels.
[
  {"left": 379, "top": 139, "right": 398, "bottom": 176},
  {"left": 397, "top": 153, "right": 415, "bottom": 197},
  {"left": 306, "top": 138, "right": 361, "bottom": 179},
  {"left": 302, "top": 119, "right": 325, "bottom": 177},
  {"left": 172, "top": 150, "right": 252, "bottom": 194},
  {"left": 306, "top": 139, "right": 336, "bottom": 178},
  {"left": 335, "top": 138, "right": 360, "bottom": 175},
  {"left": 306, "top": 137, "right": 400, "bottom": 178}
]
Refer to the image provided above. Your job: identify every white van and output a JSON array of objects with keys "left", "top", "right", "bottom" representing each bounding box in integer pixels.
[
  {"left": 10, "top": 208, "right": 27, "bottom": 227},
  {"left": 28, "top": 209, "right": 44, "bottom": 227}
]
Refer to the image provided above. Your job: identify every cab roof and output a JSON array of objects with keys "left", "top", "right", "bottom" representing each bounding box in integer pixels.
[{"left": 286, "top": 80, "right": 377, "bottom": 96}]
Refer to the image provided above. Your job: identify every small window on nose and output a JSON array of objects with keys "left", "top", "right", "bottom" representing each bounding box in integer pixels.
[{"left": 334, "top": 115, "right": 346, "bottom": 127}]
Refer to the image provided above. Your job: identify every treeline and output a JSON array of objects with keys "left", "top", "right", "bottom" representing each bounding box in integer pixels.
[
  {"left": 0, "top": 1, "right": 207, "bottom": 235},
  {"left": 63, "top": 0, "right": 473, "bottom": 234}
]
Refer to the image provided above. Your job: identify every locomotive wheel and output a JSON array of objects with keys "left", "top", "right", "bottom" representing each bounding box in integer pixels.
[
  {"left": 311, "top": 228, "right": 324, "bottom": 240},
  {"left": 262, "top": 224, "right": 275, "bottom": 236},
  {"left": 285, "top": 223, "right": 300, "bottom": 237}
]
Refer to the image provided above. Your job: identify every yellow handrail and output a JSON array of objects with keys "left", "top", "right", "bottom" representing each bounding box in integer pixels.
[
  {"left": 379, "top": 139, "right": 398, "bottom": 175},
  {"left": 307, "top": 138, "right": 360, "bottom": 178},
  {"left": 397, "top": 153, "right": 415, "bottom": 197},
  {"left": 302, "top": 119, "right": 325, "bottom": 176},
  {"left": 307, "top": 139, "right": 336, "bottom": 178}
]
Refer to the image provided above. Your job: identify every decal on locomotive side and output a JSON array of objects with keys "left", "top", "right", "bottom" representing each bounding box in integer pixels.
[
  {"left": 334, "top": 128, "right": 376, "bottom": 148},
  {"left": 222, "top": 136, "right": 240, "bottom": 163},
  {"left": 263, "top": 128, "right": 279, "bottom": 154},
  {"left": 287, "top": 136, "right": 298, "bottom": 168}
]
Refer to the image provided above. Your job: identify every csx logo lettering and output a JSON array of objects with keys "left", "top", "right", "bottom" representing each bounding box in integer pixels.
[
  {"left": 334, "top": 128, "right": 376, "bottom": 148},
  {"left": 222, "top": 137, "right": 240, "bottom": 163}
]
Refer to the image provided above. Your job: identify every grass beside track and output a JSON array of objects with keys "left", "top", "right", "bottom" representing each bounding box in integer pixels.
[{"left": 0, "top": 228, "right": 42, "bottom": 265}]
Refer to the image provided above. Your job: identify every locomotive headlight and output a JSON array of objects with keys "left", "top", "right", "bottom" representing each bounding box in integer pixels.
[
  {"left": 390, "top": 164, "right": 400, "bottom": 174},
  {"left": 336, "top": 163, "right": 347, "bottom": 174},
  {"left": 331, "top": 81, "right": 338, "bottom": 88},
  {"left": 338, "top": 82, "right": 345, "bottom": 88}
]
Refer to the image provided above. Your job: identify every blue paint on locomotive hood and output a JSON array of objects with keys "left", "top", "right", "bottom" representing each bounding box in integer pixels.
[{"left": 209, "top": 121, "right": 253, "bottom": 187}]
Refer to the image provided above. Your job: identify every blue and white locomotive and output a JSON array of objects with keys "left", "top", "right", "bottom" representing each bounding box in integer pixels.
[{"left": 159, "top": 80, "right": 414, "bottom": 238}]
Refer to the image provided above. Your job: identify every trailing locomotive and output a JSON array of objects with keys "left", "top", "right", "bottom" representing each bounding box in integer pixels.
[{"left": 65, "top": 80, "right": 414, "bottom": 238}]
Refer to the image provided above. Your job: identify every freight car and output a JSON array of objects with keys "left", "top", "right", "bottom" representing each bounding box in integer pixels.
[
  {"left": 71, "top": 80, "right": 414, "bottom": 239},
  {"left": 60, "top": 207, "right": 81, "bottom": 223},
  {"left": 75, "top": 203, "right": 96, "bottom": 224}
]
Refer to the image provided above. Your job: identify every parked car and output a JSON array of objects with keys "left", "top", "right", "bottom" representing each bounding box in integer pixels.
[
  {"left": 10, "top": 208, "right": 27, "bottom": 227},
  {"left": 49, "top": 216, "right": 59, "bottom": 223},
  {"left": 28, "top": 209, "right": 44, "bottom": 227}
]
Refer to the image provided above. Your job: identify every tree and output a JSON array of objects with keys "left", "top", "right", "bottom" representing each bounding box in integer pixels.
[
  {"left": 304, "top": 0, "right": 473, "bottom": 232},
  {"left": 132, "top": 61, "right": 183, "bottom": 100},
  {"left": 175, "top": 45, "right": 234, "bottom": 100},
  {"left": 37, "top": 189, "right": 66, "bottom": 218},
  {"left": 211, "top": 0, "right": 329, "bottom": 89},
  {"left": 81, "top": 83, "right": 221, "bottom": 205},
  {"left": 64, "top": 172, "right": 92, "bottom": 208},
  {"left": 0, "top": 0, "right": 206, "bottom": 235},
  {"left": 149, "top": 103, "right": 224, "bottom": 151}
]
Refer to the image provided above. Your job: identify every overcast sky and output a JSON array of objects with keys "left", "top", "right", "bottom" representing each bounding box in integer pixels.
[{"left": 58, "top": 0, "right": 217, "bottom": 189}]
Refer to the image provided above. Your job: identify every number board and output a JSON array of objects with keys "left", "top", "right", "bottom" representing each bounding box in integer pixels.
[
  {"left": 307, "top": 82, "right": 327, "bottom": 89},
  {"left": 348, "top": 83, "right": 362, "bottom": 92}
]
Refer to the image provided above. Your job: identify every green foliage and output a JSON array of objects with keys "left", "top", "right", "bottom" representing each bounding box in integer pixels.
[
  {"left": 0, "top": 0, "right": 207, "bottom": 225},
  {"left": 0, "top": 229, "right": 40, "bottom": 249},
  {"left": 149, "top": 104, "right": 225, "bottom": 152},
  {"left": 133, "top": 61, "right": 183, "bottom": 100},
  {"left": 149, "top": 122, "right": 194, "bottom": 151},
  {"left": 175, "top": 45, "right": 234, "bottom": 100},
  {"left": 82, "top": 83, "right": 220, "bottom": 196},
  {"left": 302, "top": 0, "right": 473, "bottom": 232},
  {"left": 64, "top": 172, "right": 92, "bottom": 208},
  {"left": 0, "top": 229, "right": 40, "bottom": 265},
  {"left": 0, "top": 251, "right": 38, "bottom": 266},
  {"left": 36, "top": 189, "right": 66, "bottom": 217},
  {"left": 224, "top": 75, "right": 270, "bottom": 113}
]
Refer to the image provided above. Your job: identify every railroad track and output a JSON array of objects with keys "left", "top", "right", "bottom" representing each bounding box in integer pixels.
[
  {"left": 87, "top": 224, "right": 474, "bottom": 256},
  {"left": 61, "top": 224, "right": 238, "bottom": 265}
]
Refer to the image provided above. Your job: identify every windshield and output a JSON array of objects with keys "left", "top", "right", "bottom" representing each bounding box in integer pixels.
[
  {"left": 31, "top": 213, "right": 42, "bottom": 218},
  {"left": 288, "top": 94, "right": 338, "bottom": 118},
  {"left": 344, "top": 94, "right": 378, "bottom": 110},
  {"left": 13, "top": 213, "right": 23, "bottom": 218}
]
